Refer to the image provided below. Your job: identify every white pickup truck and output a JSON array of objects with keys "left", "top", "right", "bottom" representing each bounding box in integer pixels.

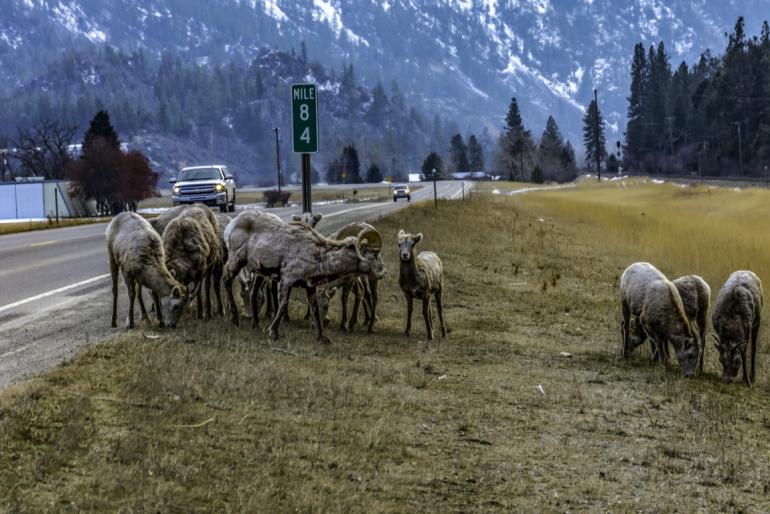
[{"left": 170, "top": 165, "right": 236, "bottom": 212}]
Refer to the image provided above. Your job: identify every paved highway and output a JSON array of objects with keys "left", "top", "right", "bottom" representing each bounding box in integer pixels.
[{"left": 0, "top": 181, "right": 466, "bottom": 386}]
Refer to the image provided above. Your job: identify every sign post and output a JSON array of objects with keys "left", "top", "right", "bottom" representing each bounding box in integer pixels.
[{"left": 291, "top": 83, "right": 319, "bottom": 213}]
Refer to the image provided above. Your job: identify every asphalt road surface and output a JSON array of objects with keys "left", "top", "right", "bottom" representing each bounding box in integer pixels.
[{"left": 0, "top": 181, "right": 467, "bottom": 387}]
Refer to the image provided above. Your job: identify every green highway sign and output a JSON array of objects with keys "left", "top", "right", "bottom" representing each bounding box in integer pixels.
[{"left": 291, "top": 83, "right": 319, "bottom": 153}]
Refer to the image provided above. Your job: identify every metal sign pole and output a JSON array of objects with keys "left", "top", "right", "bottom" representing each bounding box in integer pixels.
[{"left": 302, "top": 153, "right": 312, "bottom": 213}]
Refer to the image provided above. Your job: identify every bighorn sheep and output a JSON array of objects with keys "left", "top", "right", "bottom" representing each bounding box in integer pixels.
[
  {"left": 712, "top": 271, "right": 763, "bottom": 385},
  {"left": 148, "top": 204, "right": 190, "bottom": 235},
  {"left": 672, "top": 275, "right": 711, "bottom": 373},
  {"left": 106, "top": 212, "right": 189, "bottom": 328},
  {"left": 223, "top": 212, "right": 385, "bottom": 342},
  {"left": 397, "top": 230, "right": 446, "bottom": 340},
  {"left": 163, "top": 206, "right": 224, "bottom": 318},
  {"left": 620, "top": 262, "right": 699, "bottom": 376},
  {"left": 328, "top": 221, "right": 384, "bottom": 333}
]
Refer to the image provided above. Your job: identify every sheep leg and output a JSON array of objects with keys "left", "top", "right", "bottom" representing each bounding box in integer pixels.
[
  {"left": 349, "top": 280, "right": 363, "bottom": 332},
  {"left": 751, "top": 317, "right": 760, "bottom": 383},
  {"left": 366, "top": 278, "right": 378, "bottom": 334},
  {"left": 124, "top": 273, "right": 136, "bottom": 329},
  {"left": 223, "top": 248, "right": 247, "bottom": 326},
  {"left": 435, "top": 288, "right": 447, "bottom": 338},
  {"left": 267, "top": 283, "right": 291, "bottom": 341},
  {"left": 306, "top": 287, "right": 331, "bottom": 344},
  {"left": 621, "top": 301, "right": 631, "bottom": 357},
  {"left": 405, "top": 295, "right": 413, "bottom": 336},
  {"left": 422, "top": 297, "right": 434, "bottom": 340},
  {"left": 339, "top": 282, "right": 351, "bottom": 331},
  {"left": 213, "top": 264, "right": 224, "bottom": 317},
  {"left": 251, "top": 275, "right": 265, "bottom": 329},
  {"left": 195, "top": 282, "right": 204, "bottom": 319},
  {"left": 110, "top": 256, "right": 119, "bottom": 328},
  {"left": 204, "top": 270, "right": 213, "bottom": 320},
  {"left": 137, "top": 285, "right": 149, "bottom": 322},
  {"left": 153, "top": 292, "right": 165, "bottom": 328},
  {"left": 741, "top": 347, "right": 750, "bottom": 386}
]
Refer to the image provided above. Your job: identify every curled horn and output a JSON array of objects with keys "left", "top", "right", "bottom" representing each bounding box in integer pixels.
[
  {"left": 357, "top": 226, "right": 383, "bottom": 251},
  {"left": 347, "top": 235, "right": 365, "bottom": 262}
]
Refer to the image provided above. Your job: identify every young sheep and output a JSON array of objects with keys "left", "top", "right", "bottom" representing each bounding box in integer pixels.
[
  {"left": 397, "top": 230, "right": 446, "bottom": 340},
  {"left": 712, "top": 271, "right": 763, "bottom": 385},
  {"left": 672, "top": 275, "right": 711, "bottom": 374},
  {"left": 106, "top": 212, "right": 188, "bottom": 328},
  {"left": 163, "top": 206, "right": 224, "bottom": 319}
]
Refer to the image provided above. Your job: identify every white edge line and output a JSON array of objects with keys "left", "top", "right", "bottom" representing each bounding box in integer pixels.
[
  {"left": 322, "top": 202, "right": 391, "bottom": 219},
  {"left": 0, "top": 274, "right": 110, "bottom": 315}
]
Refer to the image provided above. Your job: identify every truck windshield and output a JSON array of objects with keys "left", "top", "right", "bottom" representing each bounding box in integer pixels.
[{"left": 178, "top": 168, "right": 221, "bottom": 181}]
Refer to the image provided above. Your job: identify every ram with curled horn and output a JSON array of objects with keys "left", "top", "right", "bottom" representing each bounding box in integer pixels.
[
  {"left": 318, "top": 222, "right": 386, "bottom": 333},
  {"left": 222, "top": 212, "right": 386, "bottom": 342}
]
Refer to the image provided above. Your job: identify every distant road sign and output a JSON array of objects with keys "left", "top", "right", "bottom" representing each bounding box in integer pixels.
[{"left": 291, "top": 83, "right": 319, "bottom": 153}]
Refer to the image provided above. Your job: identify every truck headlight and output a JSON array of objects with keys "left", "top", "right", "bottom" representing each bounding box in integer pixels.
[
  {"left": 173, "top": 186, "right": 180, "bottom": 194},
  {"left": 215, "top": 184, "right": 225, "bottom": 192}
]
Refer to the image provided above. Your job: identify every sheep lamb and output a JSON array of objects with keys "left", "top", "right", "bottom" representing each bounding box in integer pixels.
[
  {"left": 397, "top": 230, "right": 446, "bottom": 340},
  {"left": 672, "top": 274, "right": 711, "bottom": 374},
  {"left": 106, "top": 212, "right": 188, "bottom": 328}
]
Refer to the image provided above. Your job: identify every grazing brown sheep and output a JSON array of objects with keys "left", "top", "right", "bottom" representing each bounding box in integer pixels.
[
  {"left": 148, "top": 204, "right": 191, "bottom": 235},
  {"left": 163, "top": 206, "right": 224, "bottom": 319},
  {"left": 397, "top": 230, "right": 446, "bottom": 340},
  {"left": 620, "top": 262, "right": 699, "bottom": 376},
  {"left": 712, "top": 271, "right": 763, "bottom": 385},
  {"left": 106, "top": 212, "right": 188, "bottom": 328},
  {"left": 672, "top": 275, "right": 711, "bottom": 374}
]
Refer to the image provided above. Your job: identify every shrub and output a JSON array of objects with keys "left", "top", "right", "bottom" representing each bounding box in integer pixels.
[{"left": 263, "top": 190, "right": 291, "bottom": 207}]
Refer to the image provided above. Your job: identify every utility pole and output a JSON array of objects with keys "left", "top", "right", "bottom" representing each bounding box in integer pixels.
[
  {"left": 432, "top": 168, "right": 438, "bottom": 209},
  {"left": 594, "top": 89, "right": 601, "bottom": 182},
  {"left": 273, "top": 127, "right": 282, "bottom": 193},
  {"left": 735, "top": 121, "right": 743, "bottom": 176}
]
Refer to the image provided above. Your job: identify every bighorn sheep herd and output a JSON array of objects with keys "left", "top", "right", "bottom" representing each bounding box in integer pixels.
[
  {"left": 106, "top": 205, "right": 447, "bottom": 345},
  {"left": 620, "top": 262, "right": 763, "bottom": 385}
]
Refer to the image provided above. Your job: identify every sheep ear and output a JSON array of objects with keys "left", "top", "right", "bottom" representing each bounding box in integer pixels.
[
  {"left": 171, "top": 285, "right": 181, "bottom": 298},
  {"left": 414, "top": 233, "right": 423, "bottom": 244},
  {"left": 397, "top": 229, "right": 405, "bottom": 239},
  {"left": 313, "top": 214, "right": 323, "bottom": 225},
  {"left": 170, "top": 269, "right": 176, "bottom": 278},
  {"left": 291, "top": 214, "right": 301, "bottom": 222}
]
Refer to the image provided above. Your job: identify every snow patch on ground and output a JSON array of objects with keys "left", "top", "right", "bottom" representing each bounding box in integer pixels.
[{"left": 651, "top": 179, "right": 665, "bottom": 184}]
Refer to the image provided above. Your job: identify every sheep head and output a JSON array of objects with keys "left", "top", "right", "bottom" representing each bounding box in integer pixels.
[
  {"left": 162, "top": 284, "right": 189, "bottom": 328},
  {"left": 356, "top": 226, "right": 386, "bottom": 279},
  {"left": 713, "top": 318, "right": 751, "bottom": 382},
  {"left": 397, "top": 229, "right": 422, "bottom": 262},
  {"left": 291, "top": 212, "right": 323, "bottom": 228}
]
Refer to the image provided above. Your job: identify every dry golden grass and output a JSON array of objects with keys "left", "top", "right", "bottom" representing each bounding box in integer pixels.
[
  {"left": 0, "top": 217, "right": 111, "bottom": 235},
  {"left": 2, "top": 190, "right": 770, "bottom": 511}
]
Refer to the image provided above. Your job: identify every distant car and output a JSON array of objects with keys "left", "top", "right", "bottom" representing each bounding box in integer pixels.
[
  {"left": 393, "top": 184, "right": 411, "bottom": 202},
  {"left": 170, "top": 165, "right": 236, "bottom": 212}
]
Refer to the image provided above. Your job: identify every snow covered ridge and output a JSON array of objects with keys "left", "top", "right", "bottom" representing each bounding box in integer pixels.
[{"left": 4, "top": 0, "right": 763, "bottom": 144}]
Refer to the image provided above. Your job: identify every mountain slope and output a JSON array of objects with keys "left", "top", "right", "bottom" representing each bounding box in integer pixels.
[{"left": 1, "top": 0, "right": 766, "bottom": 146}]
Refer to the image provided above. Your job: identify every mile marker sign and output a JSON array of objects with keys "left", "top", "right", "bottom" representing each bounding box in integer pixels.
[{"left": 291, "top": 83, "right": 318, "bottom": 153}]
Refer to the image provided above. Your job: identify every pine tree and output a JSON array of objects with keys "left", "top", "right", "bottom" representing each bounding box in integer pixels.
[
  {"left": 499, "top": 97, "right": 533, "bottom": 180},
  {"left": 342, "top": 144, "right": 362, "bottom": 183},
  {"left": 84, "top": 110, "right": 120, "bottom": 150},
  {"left": 420, "top": 152, "right": 444, "bottom": 181},
  {"left": 449, "top": 133, "right": 470, "bottom": 173},
  {"left": 583, "top": 99, "right": 607, "bottom": 173},
  {"left": 467, "top": 134, "right": 485, "bottom": 171},
  {"left": 368, "top": 82, "right": 388, "bottom": 125},
  {"left": 531, "top": 165, "right": 544, "bottom": 184},
  {"left": 624, "top": 42, "right": 648, "bottom": 167},
  {"left": 366, "top": 163, "right": 383, "bottom": 183},
  {"left": 539, "top": 115, "right": 564, "bottom": 158},
  {"left": 390, "top": 79, "right": 406, "bottom": 113}
]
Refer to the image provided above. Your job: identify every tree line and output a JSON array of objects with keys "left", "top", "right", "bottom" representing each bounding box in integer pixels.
[{"left": 624, "top": 17, "right": 770, "bottom": 177}]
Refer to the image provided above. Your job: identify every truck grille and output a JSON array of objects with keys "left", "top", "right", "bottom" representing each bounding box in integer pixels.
[{"left": 179, "top": 184, "right": 216, "bottom": 196}]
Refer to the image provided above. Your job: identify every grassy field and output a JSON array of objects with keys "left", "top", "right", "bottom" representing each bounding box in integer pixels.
[
  {"left": 0, "top": 217, "right": 111, "bottom": 235},
  {"left": 2, "top": 184, "right": 770, "bottom": 511},
  {"left": 139, "top": 187, "right": 405, "bottom": 209}
]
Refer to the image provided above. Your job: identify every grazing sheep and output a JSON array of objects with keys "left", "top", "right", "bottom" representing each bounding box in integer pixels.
[
  {"left": 148, "top": 204, "right": 191, "bottom": 235},
  {"left": 328, "top": 222, "right": 384, "bottom": 333},
  {"left": 712, "top": 271, "right": 763, "bottom": 385},
  {"left": 223, "top": 213, "right": 385, "bottom": 342},
  {"left": 620, "top": 262, "right": 699, "bottom": 376},
  {"left": 397, "top": 230, "right": 446, "bottom": 340},
  {"left": 106, "top": 212, "right": 189, "bottom": 328},
  {"left": 163, "top": 206, "right": 224, "bottom": 319},
  {"left": 672, "top": 275, "right": 711, "bottom": 373}
]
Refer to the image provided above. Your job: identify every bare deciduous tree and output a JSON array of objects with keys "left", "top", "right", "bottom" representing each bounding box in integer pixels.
[{"left": 11, "top": 119, "right": 77, "bottom": 179}]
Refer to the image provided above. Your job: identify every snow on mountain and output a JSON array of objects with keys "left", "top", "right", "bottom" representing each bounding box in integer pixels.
[{"left": 1, "top": 0, "right": 766, "bottom": 145}]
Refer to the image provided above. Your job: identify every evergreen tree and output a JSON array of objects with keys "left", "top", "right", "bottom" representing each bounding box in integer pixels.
[
  {"left": 366, "top": 163, "right": 383, "bottom": 183},
  {"left": 83, "top": 110, "right": 119, "bottom": 150},
  {"left": 341, "top": 144, "right": 362, "bottom": 183},
  {"left": 583, "top": 99, "right": 607, "bottom": 173},
  {"left": 531, "top": 165, "right": 544, "bottom": 184},
  {"left": 420, "top": 152, "right": 444, "bottom": 181},
  {"left": 560, "top": 141, "right": 577, "bottom": 172},
  {"left": 390, "top": 79, "right": 406, "bottom": 113},
  {"left": 449, "top": 133, "right": 470, "bottom": 172},
  {"left": 624, "top": 42, "right": 648, "bottom": 167},
  {"left": 467, "top": 134, "right": 485, "bottom": 171},
  {"left": 499, "top": 97, "right": 534, "bottom": 180},
  {"left": 539, "top": 115, "right": 564, "bottom": 158},
  {"left": 368, "top": 82, "right": 388, "bottom": 125},
  {"left": 607, "top": 153, "right": 620, "bottom": 175}
]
